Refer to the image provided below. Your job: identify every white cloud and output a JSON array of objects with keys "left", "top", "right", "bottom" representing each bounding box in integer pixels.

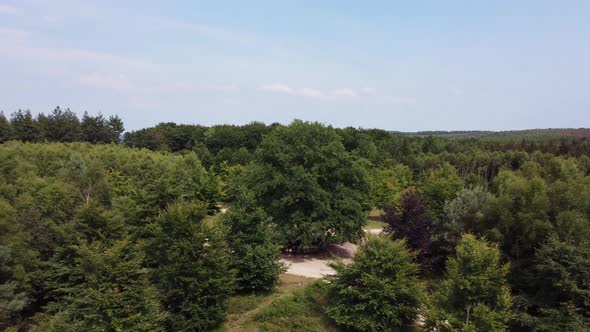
[
  {"left": 0, "top": 4, "right": 17, "bottom": 14},
  {"left": 260, "top": 83, "right": 295, "bottom": 94},
  {"left": 0, "top": 28, "right": 239, "bottom": 103},
  {"left": 260, "top": 83, "right": 363, "bottom": 99},
  {"left": 331, "top": 88, "right": 357, "bottom": 97}
]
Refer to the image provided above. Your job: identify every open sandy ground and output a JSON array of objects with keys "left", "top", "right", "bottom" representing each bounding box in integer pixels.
[{"left": 280, "top": 228, "right": 383, "bottom": 278}]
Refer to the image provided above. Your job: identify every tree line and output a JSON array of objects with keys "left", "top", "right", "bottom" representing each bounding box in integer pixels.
[
  {"left": 0, "top": 108, "right": 124, "bottom": 144},
  {"left": 0, "top": 118, "right": 589, "bottom": 331}
]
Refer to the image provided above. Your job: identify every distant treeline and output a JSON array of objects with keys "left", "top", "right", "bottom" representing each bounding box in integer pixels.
[
  {"left": 0, "top": 107, "right": 124, "bottom": 144},
  {"left": 405, "top": 128, "right": 590, "bottom": 141},
  {"left": 122, "top": 122, "right": 590, "bottom": 175}
]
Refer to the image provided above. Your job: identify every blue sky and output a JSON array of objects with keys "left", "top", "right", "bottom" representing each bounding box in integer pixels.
[{"left": 1, "top": 0, "right": 589, "bottom": 131}]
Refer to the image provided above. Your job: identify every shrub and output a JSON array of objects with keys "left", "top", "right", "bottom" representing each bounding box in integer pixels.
[{"left": 326, "top": 235, "right": 423, "bottom": 331}]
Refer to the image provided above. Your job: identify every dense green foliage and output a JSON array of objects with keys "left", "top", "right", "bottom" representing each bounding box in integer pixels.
[
  {"left": 1, "top": 117, "right": 590, "bottom": 330},
  {"left": 0, "top": 142, "right": 223, "bottom": 330},
  {"left": 238, "top": 120, "right": 372, "bottom": 247},
  {"left": 144, "top": 201, "right": 234, "bottom": 330},
  {"left": 223, "top": 196, "right": 285, "bottom": 292},
  {"left": 427, "top": 234, "right": 512, "bottom": 332},
  {"left": 326, "top": 236, "right": 423, "bottom": 331},
  {"left": 1, "top": 108, "right": 123, "bottom": 144}
]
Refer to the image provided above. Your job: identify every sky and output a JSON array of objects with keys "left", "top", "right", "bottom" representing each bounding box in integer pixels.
[{"left": 1, "top": 0, "right": 589, "bottom": 131}]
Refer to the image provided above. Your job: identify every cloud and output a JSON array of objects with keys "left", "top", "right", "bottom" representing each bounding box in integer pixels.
[
  {"left": 0, "top": 4, "right": 17, "bottom": 14},
  {"left": 331, "top": 88, "right": 357, "bottom": 97},
  {"left": 260, "top": 83, "right": 362, "bottom": 99},
  {"left": 0, "top": 27, "right": 239, "bottom": 105}
]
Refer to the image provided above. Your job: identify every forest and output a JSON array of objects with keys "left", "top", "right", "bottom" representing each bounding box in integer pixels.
[{"left": 1, "top": 107, "right": 589, "bottom": 331}]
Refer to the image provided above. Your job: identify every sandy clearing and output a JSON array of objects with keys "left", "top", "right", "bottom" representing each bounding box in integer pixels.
[
  {"left": 280, "top": 241, "right": 361, "bottom": 278},
  {"left": 366, "top": 228, "right": 383, "bottom": 235}
]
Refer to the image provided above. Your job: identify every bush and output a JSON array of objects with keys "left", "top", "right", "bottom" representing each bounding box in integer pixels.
[{"left": 325, "top": 235, "right": 423, "bottom": 331}]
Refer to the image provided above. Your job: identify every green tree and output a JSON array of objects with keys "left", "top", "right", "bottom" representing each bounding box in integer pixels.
[
  {"left": 81, "top": 113, "right": 123, "bottom": 143},
  {"left": 431, "top": 187, "right": 491, "bottom": 267},
  {"left": 223, "top": 195, "right": 285, "bottom": 292},
  {"left": 10, "top": 110, "right": 43, "bottom": 142},
  {"left": 518, "top": 232, "right": 590, "bottom": 331},
  {"left": 242, "top": 120, "right": 371, "bottom": 247},
  {"left": 40, "top": 240, "right": 166, "bottom": 332},
  {"left": 145, "top": 201, "right": 234, "bottom": 331},
  {"left": 0, "top": 247, "right": 28, "bottom": 330},
  {"left": 106, "top": 115, "right": 124, "bottom": 142},
  {"left": 37, "top": 107, "right": 82, "bottom": 142},
  {"left": 370, "top": 164, "right": 413, "bottom": 209},
  {"left": 421, "top": 163, "right": 464, "bottom": 219},
  {"left": 0, "top": 112, "right": 13, "bottom": 143},
  {"left": 427, "top": 234, "right": 512, "bottom": 332},
  {"left": 326, "top": 235, "right": 423, "bottom": 331}
]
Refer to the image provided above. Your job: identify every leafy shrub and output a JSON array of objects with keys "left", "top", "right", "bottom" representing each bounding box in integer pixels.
[{"left": 326, "top": 235, "right": 423, "bottom": 331}]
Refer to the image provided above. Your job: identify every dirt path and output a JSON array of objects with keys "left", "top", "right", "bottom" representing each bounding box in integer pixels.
[{"left": 222, "top": 274, "right": 315, "bottom": 331}]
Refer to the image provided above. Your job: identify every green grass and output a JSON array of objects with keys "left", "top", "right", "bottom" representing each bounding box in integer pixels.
[
  {"left": 366, "top": 219, "right": 387, "bottom": 230},
  {"left": 366, "top": 208, "right": 387, "bottom": 230},
  {"left": 226, "top": 293, "right": 270, "bottom": 316},
  {"left": 252, "top": 281, "right": 339, "bottom": 332},
  {"left": 203, "top": 212, "right": 224, "bottom": 228},
  {"left": 219, "top": 274, "right": 323, "bottom": 331}
]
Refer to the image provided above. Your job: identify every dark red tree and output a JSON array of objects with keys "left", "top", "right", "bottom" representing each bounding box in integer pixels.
[{"left": 384, "top": 188, "right": 433, "bottom": 267}]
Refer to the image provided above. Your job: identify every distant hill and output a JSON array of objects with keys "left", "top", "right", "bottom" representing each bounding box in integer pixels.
[{"left": 399, "top": 128, "right": 590, "bottom": 141}]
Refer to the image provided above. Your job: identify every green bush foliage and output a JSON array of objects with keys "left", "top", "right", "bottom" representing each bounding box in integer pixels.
[
  {"left": 326, "top": 235, "right": 423, "bottom": 331},
  {"left": 427, "top": 234, "right": 512, "bottom": 332}
]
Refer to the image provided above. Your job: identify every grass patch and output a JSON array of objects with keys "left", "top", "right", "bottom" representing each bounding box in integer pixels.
[
  {"left": 219, "top": 274, "right": 317, "bottom": 331},
  {"left": 252, "top": 281, "right": 339, "bottom": 332},
  {"left": 366, "top": 208, "right": 387, "bottom": 230},
  {"left": 226, "top": 293, "right": 270, "bottom": 315},
  {"left": 366, "top": 218, "right": 387, "bottom": 230},
  {"left": 203, "top": 212, "right": 224, "bottom": 228}
]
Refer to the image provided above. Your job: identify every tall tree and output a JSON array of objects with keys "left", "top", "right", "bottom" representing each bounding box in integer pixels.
[
  {"left": 431, "top": 186, "right": 491, "bottom": 267},
  {"left": 427, "top": 234, "right": 512, "bottom": 332},
  {"left": 421, "top": 163, "right": 464, "bottom": 220},
  {"left": 40, "top": 240, "right": 166, "bottom": 332},
  {"left": 223, "top": 194, "right": 285, "bottom": 292},
  {"left": 81, "top": 112, "right": 123, "bottom": 143},
  {"left": 37, "top": 107, "right": 82, "bottom": 142},
  {"left": 107, "top": 115, "right": 125, "bottom": 142},
  {"left": 326, "top": 235, "right": 423, "bottom": 331},
  {"left": 144, "top": 201, "right": 234, "bottom": 331},
  {"left": 242, "top": 120, "right": 371, "bottom": 247},
  {"left": 0, "top": 112, "right": 13, "bottom": 143},
  {"left": 10, "top": 110, "right": 43, "bottom": 142},
  {"left": 384, "top": 188, "right": 433, "bottom": 266}
]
